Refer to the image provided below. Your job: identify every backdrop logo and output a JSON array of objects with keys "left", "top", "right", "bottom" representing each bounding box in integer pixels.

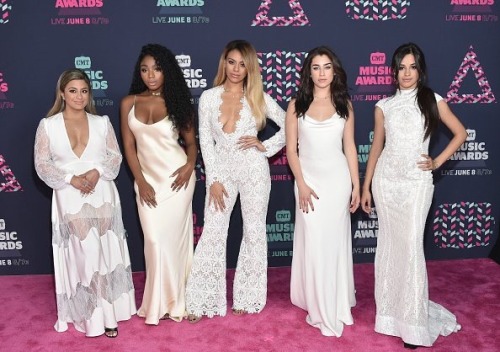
[
  {"left": 252, "top": 0, "right": 310, "bottom": 26},
  {"left": 433, "top": 202, "right": 494, "bottom": 249},
  {"left": 154, "top": 0, "right": 209, "bottom": 24},
  {"left": 52, "top": 0, "right": 109, "bottom": 25},
  {"left": 269, "top": 148, "right": 292, "bottom": 182},
  {"left": 346, "top": 0, "right": 410, "bottom": 21},
  {"left": 0, "top": 72, "right": 14, "bottom": 109},
  {"left": 176, "top": 54, "right": 207, "bottom": 98},
  {"left": 441, "top": 128, "right": 492, "bottom": 176},
  {"left": 358, "top": 131, "right": 374, "bottom": 167},
  {"left": 0, "top": 218, "right": 25, "bottom": 267},
  {"left": 446, "top": 46, "right": 496, "bottom": 103},
  {"left": 352, "top": 207, "right": 378, "bottom": 255},
  {"left": 267, "top": 209, "right": 294, "bottom": 258},
  {"left": 258, "top": 51, "right": 306, "bottom": 102},
  {"left": 0, "top": 154, "right": 23, "bottom": 192},
  {"left": 192, "top": 212, "right": 203, "bottom": 245},
  {"left": 0, "top": 0, "right": 12, "bottom": 24},
  {"left": 352, "top": 51, "right": 393, "bottom": 102},
  {"left": 446, "top": 0, "right": 498, "bottom": 22},
  {"left": 74, "top": 55, "right": 112, "bottom": 107}
]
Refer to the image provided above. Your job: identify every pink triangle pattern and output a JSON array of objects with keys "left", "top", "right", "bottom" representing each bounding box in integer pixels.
[
  {"left": 0, "top": 0, "right": 11, "bottom": 24},
  {"left": 346, "top": 0, "right": 410, "bottom": 21},
  {"left": 446, "top": 45, "right": 496, "bottom": 104},
  {"left": 252, "top": 0, "right": 310, "bottom": 26},
  {"left": 258, "top": 51, "right": 306, "bottom": 102},
  {"left": 432, "top": 202, "right": 493, "bottom": 249},
  {"left": 0, "top": 154, "right": 23, "bottom": 192}
]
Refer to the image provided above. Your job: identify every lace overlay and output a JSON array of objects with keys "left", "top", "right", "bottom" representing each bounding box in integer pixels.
[
  {"left": 372, "top": 90, "right": 460, "bottom": 346},
  {"left": 34, "top": 113, "right": 136, "bottom": 336},
  {"left": 186, "top": 86, "right": 285, "bottom": 317}
]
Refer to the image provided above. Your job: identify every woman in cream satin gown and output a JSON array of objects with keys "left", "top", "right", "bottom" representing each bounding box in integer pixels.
[{"left": 121, "top": 44, "right": 197, "bottom": 324}]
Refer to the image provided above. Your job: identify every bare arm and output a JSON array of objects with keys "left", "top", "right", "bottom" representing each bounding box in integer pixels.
[
  {"left": 285, "top": 100, "right": 318, "bottom": 213},
  {"left": 171, "top": 125, "right": 197, "bottom": 191},
  {"left": 342, "top": 104, "right": 360, "bottom": 213},
  {"left": 120, "top": 95, "right": 156, "bottom": 207},
  {"left": 361, "top": 106, "right": 385, "bottom": 213}
]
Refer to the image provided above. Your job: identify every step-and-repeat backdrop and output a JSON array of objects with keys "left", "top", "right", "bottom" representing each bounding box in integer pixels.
[{"left": 1, "top": 1, "right": 499, "bottom": 274}]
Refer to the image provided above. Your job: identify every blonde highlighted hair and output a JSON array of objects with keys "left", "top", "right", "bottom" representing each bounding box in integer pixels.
[
  {"left": 213, "top": 40, "right": 266, "bottom": 130},
  {"left": 46, "top": 68, "right": 97, "bottom": 118}
]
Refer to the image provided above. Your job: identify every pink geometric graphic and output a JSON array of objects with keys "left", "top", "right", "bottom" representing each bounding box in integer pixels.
[
  {"left": 433, "top": 202, "right": 493, "bottom": 249},
  {"left": 0, "top": 154, "right": 23, "bottom": 192},
  {"left": 258, "top": 51, "right": 306, "bottom": 102},
  {"left": 0, "top": 0, "right": 12, "bottom": 24},
  {"left": 446, "top": 46, "right": 496, "bottom": 104},
  {"left": 345, "top": 0, "right": 410, "bottom": 21},
  {"left": 252, "top": 0, "right": 310, "bottom": 26}
]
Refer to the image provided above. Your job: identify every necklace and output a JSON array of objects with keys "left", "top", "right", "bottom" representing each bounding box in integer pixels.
[
  {"left": 223, "top": 85, "right": 244, "bottom": 98},
  {"left": 149, "top": 91, "right": 162, "bottom": 96},
  {"left": 314, "top": 95, "right": 329, "bottom": 100}
]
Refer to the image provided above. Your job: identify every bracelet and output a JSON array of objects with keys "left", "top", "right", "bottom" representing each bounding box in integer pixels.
[{"left": 431, "top": 159, "right": 438, "bottom": 170}]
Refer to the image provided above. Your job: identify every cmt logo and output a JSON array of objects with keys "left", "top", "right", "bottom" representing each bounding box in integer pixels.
[
  {"left": 74, "top": 56, "right": 108, "bottom": 96},
  {"left": 252, "top": 0, "right": 310, "bottom": 26},
  {"left": 0, "top": 219, "right": 4, "bottom": 230},
  {"left": 0, "top": 154, "right": 23, "bottom": 192},
  {"left": 370, "top": 52, "right": 386, "bottom": 65},
  {"left": 446, "top": 46, "right": 496, "bottom": 103},
  {"left": 276, "top": 210, "right": 291, "bottom": 222},
  {"left": 466, "top": 128, "right": 476, "bottom": 141},
  {"left": 258, "top": 51, "right": 306, "bottom": 102},
  {"left": 346, "top": 0, "right": 410, "bottom": 21},
  {"left": 355, "top": 51, "right": 393, "bottom": 91},
  {"left": 0, "top": 0, "right": 12, "bottom": 24},
  {"left": 433, "top": 202, "right": 494, "bottom": 249},
  {"left": 176, "top": 54, "right": 207, "bottom": 93}
]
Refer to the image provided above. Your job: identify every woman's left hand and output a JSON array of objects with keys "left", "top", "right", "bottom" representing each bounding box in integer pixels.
[
  {"left": 417, "top": 154, "right": 438, "bottom": 171},
  {"left": 170, "top": 163, "right": 194, "bottom": 192},
  {"left": 79, "top": 169, "right": 100, "bottom": 193},
  {"left": 349, "top": 188, "right": 360, "bottom": 213},
  {"left": 238, "top": 135, "right": 266, "bottom": 152}
]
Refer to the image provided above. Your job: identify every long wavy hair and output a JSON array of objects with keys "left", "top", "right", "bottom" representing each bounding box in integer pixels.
[
  {"left": 46, "top": 68, "right": 97, "bottom": 117},
  {"left": 128, "top": 43, "right": 194, "bottom": 132},
  {"left": 392, "top": 42, "right": 439, "bottom": 141},
  {"left": 295, "top": 46, "right": 351, "bottom": 119},
  {"left": 213, "top": 40, "right": 266, "bottom": 130}
]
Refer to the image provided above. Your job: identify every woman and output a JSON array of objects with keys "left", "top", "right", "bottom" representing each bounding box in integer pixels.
[
  {"left": 185, "top": 39, "right": 285, "bottom": 322},
  {"left": 120, "top": 44, "right": 197, "bottom": 324},
  {"left": 286, "top": 46, "right": 359, "bottom": 337},
  {"left": 34, "top": 69, "right": 136, "bottom": 338},
  {"left": 361, "top": 42, "right": 466, "bottom": 348}
]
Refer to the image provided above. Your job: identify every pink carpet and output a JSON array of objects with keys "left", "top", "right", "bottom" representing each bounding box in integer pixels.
[{"left": 1, "top": 258, "right": 498, "bottom": 351}]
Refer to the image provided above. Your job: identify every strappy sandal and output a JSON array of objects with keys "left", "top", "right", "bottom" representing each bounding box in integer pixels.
[
  {"left": 160, "top": 313, "right": 170, "bottom": 320},
  {"left": 187, "top": 314, "right": 202, "bottom": 324},
  {"left": 104, "top": 327, "right": 118, "bottom": 338},
  {"left": 232, "top": 308, "right": 246, "bottom": 316}
]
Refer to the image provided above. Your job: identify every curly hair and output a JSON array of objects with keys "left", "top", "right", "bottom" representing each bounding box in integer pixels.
[
  {"left": 391, "top": 42, "right": 439, "bottom": 141},
  {"left": 295, "top": 46, "right": 351, "bottom": 119},
  {"left": 128, "top": 43, "right": 194, "bottom": 132}
]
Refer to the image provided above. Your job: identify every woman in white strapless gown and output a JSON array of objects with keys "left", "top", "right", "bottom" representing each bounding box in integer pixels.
[
  {"left": 287, "top": 46, "right": 360, "bottom": 337},
  {"left": 361, "top": 43, "right": 467, "bottom": 348},
  {"left": 121, "top": 44, "right": 197, "bottom": 325}
]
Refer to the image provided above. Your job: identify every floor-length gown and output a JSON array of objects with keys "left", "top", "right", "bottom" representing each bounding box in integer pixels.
[
  {"left": 372, "top": 89, "right": 461, "bottom": 346},
  {"left": 34, "top": 113, "right": 136, "bottom": 337},
  {"left": 290, "top": 114, "right": 356, "bottom": 337},
  {"left": 128, "top": 104, "right": 195, "bottom": 324}
]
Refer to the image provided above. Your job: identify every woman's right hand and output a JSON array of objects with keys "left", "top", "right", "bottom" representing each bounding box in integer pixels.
[
  {"left": 137, "top": 179, "right": 157, "bottom": 208},
  {"left": 297, "top": 183, "right": 318, "bottom": 213},
  {"left": 361, "top": 189, "right": 372, "bottom": 214},
  {"left": 70, "top": 175, "right": 93, "bottom": 196},
  {"left": 209, "top": 182, "right": 229, "bottom": 212}
]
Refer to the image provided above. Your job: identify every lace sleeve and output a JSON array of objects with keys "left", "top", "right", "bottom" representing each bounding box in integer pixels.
[
  {"left": 198, "top": 92, "right": 222, "bottom": 187},
  {"left": 261, "top": 94, "right": 286, "bottom": 157},
  {"left": 34, "top": 119, "right": 71, "bottom": 190},
  {"left": 94, "top": 116, "right": 122, "bottom": 181}
]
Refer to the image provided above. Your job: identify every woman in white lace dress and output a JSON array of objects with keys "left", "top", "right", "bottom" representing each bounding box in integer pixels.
[
  {"left": 34, "top": 69, "right": 136, "bottom": 338},
  {"left": 186, "top": 40, "right": 285, "bottom": 322},
  {"left": 361, "top": 43, "right": 466, "bottom": 349}
]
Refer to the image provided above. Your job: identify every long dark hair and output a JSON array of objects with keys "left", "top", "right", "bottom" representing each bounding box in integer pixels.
[
  {"left": 295, "top": 46, "right": 351, "bottom": 119},
  {"left": 392, "top": 42, "right": 439, "bottom": 141},
  {"left": 128, "top": 43, "right": 194, "bottom": 132}
]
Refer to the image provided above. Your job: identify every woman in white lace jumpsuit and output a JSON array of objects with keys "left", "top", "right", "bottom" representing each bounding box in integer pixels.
[
  {"left": 186, "top": 40, "right": 285, "bottom": 321},
  {"left": 361, "top": 43, "right": 466, "bottom": 349}
]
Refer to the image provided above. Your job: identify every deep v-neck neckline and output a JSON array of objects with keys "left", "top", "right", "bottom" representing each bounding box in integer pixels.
[
  {"left": 63, "top": 112, "right": 90, "bottom": 159},
  {"left": 217, "top": 86, "right": 244, "bottom": 135}
]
